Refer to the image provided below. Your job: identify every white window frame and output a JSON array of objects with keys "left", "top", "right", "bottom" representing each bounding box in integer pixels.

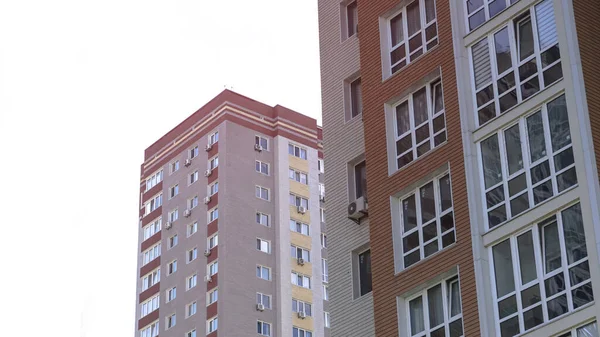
[
  {"left": 209, "top": 155, "right": 219, "bottom": 170},
  {"left": 257, "top": 238, "right": 271, "bottom": 254},
  {"left": 257, "top": 265, "right": 271, "bottom": 281},
  {"left": 141, "top": 268, "right": 160, "bottom": 291},
  {"left": 256, "top": 160, "right": 270, "bottom": 175},
  {"left": 291, "top": 245, "right": 311, "bottom": 262},
  {"left": 207, "top": 288, "right": 218, "bottom": 305},
  {"left": 142, "top": 243, "right": 161, "bottom": 265},
  {"left": 290, "top": 219, "right": 310, "bottom": 236},
  {"left": 292, "top": 299, "right": 313, "bottom": 317},
  {"left": 209, "top": 181, "right": 219, "bottom": 196},
  {"left": 186, "top": 301, "right": 197, "bottom": 318},
  {"left": 324, "top": 312, "right": 331, "bottom": 328},
  {"left": 140, "top": 321, "right": 159, "bottom": 337},
  {"left": 558, "top": 321, "right": 598, "bottom": 337},
  {"left": 187, "top": 247, "right": 198, "bottom": 263},
  {"left": 189, "top": 195, "right": 198, "bottom": 209},
  {"left": 291, "top": 271, "right": 311, "bottom": 289},
  {"left": 166, "top": 313, "right": 176, "bottom": 329},
  {"left": 167, "top": 259, "right": 177, "bottom": 275},
  {"left": 323, "top": 285, "right": 329, "bottom": 300},
  {"left": 292, "top": 327, "right": 313, "bottom": 337},
  {"left": 321, "top": 233, "right": 327, "bottom": 248},
  {"left": 257, "top": 212, "right": 270, "bottom": 227},
  {"left": 170, "top": 160, "right": 179, "bottom": 174},
  {"left": 186, "top": 274, "right": 197, "bottom": 290},
  {"left": 208, "top": 207, "right": 218, "bottom": 222},
  {"left": 169, "top": 209, "right": 178, "bottom": 223},
  {"left": 168, "top": 234, "right": 178, "bottom": 249},
  {"left": 288, "top": 143, "right": 308, "bottom": 159},
  {"left": 142, "top": 218, "right": 161, "bottom": 241},
  {"left": 208, "top": 233, "right": 218, "bottom": 249},
  {"left": 186, "top": 329, "right": 196, "bottom": 337},
  {"left": 166, "top": 287, "right": 176, "bottom": 302},
  {"left": 207, "top": 317, "right": 218, "bottom": 333},
  {"left": 318, "top": 159, "right": 324, "bottom": 173},
  {"left": 256, "top": 186, "right": 270, "bottom": 201},
  {"left": 256, "top": 292, "right": 272, "bottom": 309},
  {"left": 187, "top": 222, "right": 198, "bottom": 237},
  {"left": 208, "top": 260, "right": 218, "bottom": 276},
  {"left": 145, "top": 170, "right": 163, "bottom": 192},
  {"left": 143, "top": 194, "right": 162, "bottom": 216},
  {"left": 320, "top": 208, "right": 326, "bottom": 223},
  {"left": 208, "top": 131, "right": 219, "bottom": 145},
  {"left": 140, "top": 294, "right": 160, "bottom": 318},
  {"left": 255, "top": 135, "right": 269, "bottom": 150},
  {"left": 322, "top": 258, "right": 329, "bottom": 283},
  {"left": 257, "top": 320, "right": 271, "bottom": 336},
  {"left": 169, "top": 184, "right": 179, "bottom": 199},
  {"left": 463, "top": 0, "right": 521, "bottom": 32},
  {"left": 189, "top": 146, "right": 199, "bottom": 159},
  {"left": 289, "top": 193, "right": 309, "bottom": 209},
  {"left": 289, "top": 168, "right": 308, "bottom": 184},
  {"left": 189, "top": 170, "right": 199, "bottom": 185}
]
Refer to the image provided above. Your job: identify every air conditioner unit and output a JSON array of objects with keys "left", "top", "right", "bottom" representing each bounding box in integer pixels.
[
  {"left": 166, "top": 222, "right": 172, "bottom": 229},
  {"left": 256, "top": 303, "right": 265, "bottom": 311},
  {"left": 184, "top": 209, "right": 191, "bottom": 217},
  {"left": 204, "top": 275, "right": 212, "bottom": 283},
  {"left": 205, "top": 143, "right": 212, "bottom": 151},
  {"left": 320, "top": 195, "right": 325, "bottom": 202},
  {"left": 348, "top": 196, "right": 368, "bottom": 220},
  {"left": 204, "top": 169, "right": 212, "bottom": 177},
  {"left": 204, "top": 249, "right": 211, "bottom": 257},
  {"left": 184, "top": 158, "right": 192, "bottom": 167},
  {"left": 254, "top": 144, "right": 263, "bottom": 152},
  {"left": 297, "top": 258, "right": 305, "bottom": 266},
  {"left": 297, "top": 206, "right": 306, "bottom": 214},
  {"left": 203, "top": 196, "right": 211, "bottom": 204},
  {"left": 297, "top": 312, "right": 306, "bottom": 319}
]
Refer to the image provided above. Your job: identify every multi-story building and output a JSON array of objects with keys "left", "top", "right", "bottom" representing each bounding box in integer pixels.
[
  {"left": 134, "top": 90, "right": 329, "bottom": 337},
  {"left": 319, "top": 0, "right": 600, "bottom": 336}
]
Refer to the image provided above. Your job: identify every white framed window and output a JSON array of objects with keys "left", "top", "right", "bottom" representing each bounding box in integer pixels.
[
  {"left": 321, "top": 233, "right": 327, "bottom": 248},
  {"left": 167, "top": 260, "right": 177, "bottom": 275},
  {"left": 470, "top": 0, "right": 561, "bottom": 126},
  {"left": 208, "top": 261, "right": 218, "bottom": 276},
  {"left": 187, "top": 247, "right": 198, "bottom": 263},
  {"left": 324, "top": 312, "right": 331, "bottom": 328},
  {"left": 322, "top": 258, "right": 329, "bottom": 283},
  {"left": 256, "top": 186, "right": 270, "bottom": 200},
  {"left": 186, "top": 302, "right": 197, "bottom": 318},
  {"left": 143, "top": 194, "right": 162, "bottom": 216},
  {"left": 255, "top": 135, "right": 269, "bottom": 150},
  {"left": 208, "top": 208, "right": 219, "bottom": 222},
  {"left": 256, "top": 161, "right": 270, "bottom": 175},
  {"left": 208, "top": 233, "right": 218, "bottom": 249},
  {"left": 318, "top": 159, "right": 324, "bottom": 173},
  {"left": 140, "top": 321, "right": 159, "bottom": 337},
  {"left": 323, "top": 285, "right": 329, "bottom": 300},
  {"left": 289, "top": 168, "right": 308, "bottom": 184},
  {"left": 291, "top": 245, "right": 311, "bottom": 262},
  {"left": 406, "top": 276, "right": 463, "bottom": 337},
  {"left": 257, "top": 265, "right": 271, "bottom": 281},
  {"left": 209, "top": 156, "right": 219, "bottom": 170},
  {"left": 141, "top": 268, "right": 160, "bottom": 291},
  {"left": 189, "top": 146, "right": 199, "bottom": 159},
  {"left": 142, "top": 218, "right": 161, "bottom": 241},
  {"left": 186, "top": 329, "right": 196, "bottom": 337},
  {"left": 170, "top": 160, "right": 179, "bottom": 174},
  {"left": 490, "top": 203, "right": 592, "bottom": 336},
  {"left": 399, "top": 173, "right": 454, "bottom": 268},
  {"left": 140, "top": 294, "right": 160, "bottom": 318},
  {"left": 209, "top": 131, "right": 219, "bottom": 145},
  {"left": 209, "top": 181, "right": 219, "bottom": 196},
  {"left": 291, "top": 272, "right": 311, "bottom": 289},
  {"left": 145, "top": 170, "right": 163, "bottom": 192},
  {"left": 166, "top": 314, "right": 176, "bottom": 329},
  {"left": 345, "top": 0, "right": 358, "bottom": 39},
  {"left": 257, "top": 238, "right": 271, "bottom": 254},
  {"left": 465, "top": 0, "right": 522, "bottom": 32},
  {"left": 290, "top": 220, "right": 310, "bottom": 236},
  {"left": 169, "top": 184, "right": 179, "bottom": 199},
  {"left": 189, "top": 196, "right": 198, "bottom": 209},
  {"left": 186, "top": 274, "right": 197, "bottom": 290},
  {"left": 256, "top": 292, "right": 271, "bottom": 309},
  {"left": 293, "top": 327, "right": 313, "bottom": 337},
  {"left": 187, "top": 222, "right": 198, "bottom": 237},
  {"left": 558, "top": 321, "right": 598, "bottom": 337},
  {"left": 292, "top": 299, "right": 312, "bottom": 317},
  {"left": 142, "top": 243, "right": 161, "bottom": 265},
  {"left": 288, "top": 143, "right": 308, "bottom": 159},
  {"left": 320, "top": 208, "right": 326, "bottom": 223},
  {"left": 289, "top": 194, "right": 309, "bottom": 209},
  {"left": 189, "top": 170, "right": 199, "bottom": 185},
  {"left": 166, "top": 287, "right": 176, "bottom": 302},
  {"left": 392, "top": 79, "right": 446, "bottom": 170},
  {"left": 168, "top": 235, "right": 178, "bottom": 249},
  {"left": 479, "top": 95, "right": 575, "bottom": 229},
  {"left": 384, "top": 0, "right": 438, "bottom": 77},
  {"left": 319, "top": 183, "right": 325, "bottom": 199},
  {"left": 169, "top": 209, "right": 178, "bottom": 223},
  {"left": 207, "top": 317, "right": 218, "bottom": 333},
  {"left": 256, "top": 212, "right": 270, "bottom": 227},
  {"left": 257, "top": 321, "right": 272, "bottom": 336},
  {"left": 207, "top": 288, "right": 218, "bottom": 305}
]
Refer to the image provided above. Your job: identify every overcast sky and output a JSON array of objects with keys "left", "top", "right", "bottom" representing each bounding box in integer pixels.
[{"left": 0, "top": 1, "right": 321, "bottom": 336}]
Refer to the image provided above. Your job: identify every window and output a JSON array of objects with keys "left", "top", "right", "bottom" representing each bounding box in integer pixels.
[
  {"left": 169, "top": 209, "right": 178, "bottom": 223},
  {"left": 256, "top": 186, "right": 270, "bottom": 200},
  {"left": 257, "top": 321, "right": 271, "bottom": 336},
  {"left": 350, "top": 77, "right": 362, "bottom": 118},
  {"left": 320, "top": 208, "right": 326, "bottom": 223},
  {"left": 169, "top": 185, "right": 179, "bottom": 199},
  {"left": 187, "top": 248, "right": 198, "bottom": 263},
  {"left": 292, "top": 272, "right": 311, "bottom": 289},
  {"left": 490, "top": 204, "right": 592, "bottom": 336},
  {"left": 187, "top": 222, "right": 198, "bottom": 237},
  {"left": 209, "top": 181, "right": 219, "bottom": 196},
  {"left": 143, "top": 218, "right": 161, "bottom": 241},
  {"left": 354, "top": 160, "right": 367, "bottom": 199},
  {"left": 256, "top": 293, "right": 271, "bottom": 309},
  {"left": 292, "top": 299, "right": 312, "bottom": 316},
  {"left": 207, "top": 317, "right": 218, "bottom": 333},
  {"left": 170, "top": 160, "right": 179, "bottom": 174},
  {"left": 209, "top": 208, "right": 219, "bottom": 222},
  {"left": 321, "top": 233, "right": 327, "bottom": 248},
  {"left": 323, "top": 285, "right": 329, "bottom": 301},
  {"left": 208, "top": 261, "right": 218, "bottom": 276},
  {"left": 167, "top": 260, "right": 177, "bottom": 275},
  {"left": 322, "top": 259, "right": 329, "bottom": 283},
  {"left": 289, "top": 168, "right": 308, "bottom": 184},
  {"left": 140, "top": 294, "right": 160, "bottom": 318},
  {"left": 209, "top": 131, "right": 219, "bottom": 145},
  {"left": 144, "top": 194, "right": 162, "bottom": 216},
  {"left": 186, "top": 302, "right": 197, "bottom": 317},
  {"left": 324, "top": 312, "right": 331, "bottom": 328},
  {"left": 142, "top": 243, "right": 161, "bottom": 265},
  {"left": 393, "top": 79, "right": 446, "bottom": 170},
  {"left": 257, "top": 212, "right": 270, "bottom": 226},
  {"left": 189, "top": 170, "right": 199, "bottom": 184},
  {"left": 257, "top": 265, "right": 271, "bottom": 281},
  {"left": 557, "top": 321, "right": 598, "bottom": 337},
  {"left": 166, "top": 314, "right": 176, "bottom": 329},
  {"left": 400, "top": 173, "right": 454, "bottom": 268},
  {"left": 168, "top": 235, "right": 178, "bottom": 249},
  {"left": 288, "top": 144, "right": 308, "bottom": 159},
  {"left": 255, "top": 135, "right": 269, "bottom": 150},
  {"left": 346, "top": 1, "right": 358, "bottom": 38},
  {"left": 293, "top": 327, "right": 313, "bottom": 337},
  {"left": 186, "top": 330, "right": 196, "bottom": 337},
  {"left": 209, "top": 156, "right": 219, "bottom": 170},
  {"left": 470, "top": 0, "right": 561, "bottom": 126},
  {"left": 208, "top": 288, "right": 218, "bottom": 305},
  {"left": 290, "top": 194, "right": 309, "bottom": 209},
  {"left": 256, "top": 161, "right": 270, "bottom": 175},
  {"left": 140, "top": 321, "right": 159, "bottom": 337},
  {"left": 189, "top": 146, "right": 199, "bottom": 159},
  {"left": 145, "top": 170, "right": 163, "bottom": 191},
  {"left": 189, "top": 196, "right": 198, "bottom": 209},
  {"left": 257, "top": 238, "right": 271, "bottom": 254},
  {"left": 166, "top": 287, "right": 176, "bottom": 302},
  {"left": 291, "top": 245, "right": 311, "bottom": 262},
  {"left": 480, "top": 95, "right": 575, "bottom": 228},
  {"left": 319, "top": 183, "right": 325, "bottom": 199},
  {"left": 141, "top": 268, "right": 160, "bottom": 291},
  {"left": 318, "top": 159, "right": 324, "bottom": 173},
  {"left": 406, "top": 276, "right": 463, "bottom": 337},
  {"left": 208, "top": 234, "right": 218, "bottom": 249},
  {"left": 290, "top": 220, "right": 310, "bottom": 236},
  {"left": 186, "top": 274, "right": 197, "bottom": 290},
  {"left": 466, "top": 0, "right": 521, "bottom": 31},
  {"left": 386, "top": 0, "right": 438, "bottom": 76},
  {"left": 358, "top": 249, "right": 372, "bottom": 296}
]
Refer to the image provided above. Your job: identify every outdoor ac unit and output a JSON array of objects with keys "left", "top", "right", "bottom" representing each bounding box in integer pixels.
[
  {"left": 183, "top": 209, "right": 191, "bottom": 217},
  {"left": 297, "top": 206, "right": 306, "bottom": 214},
  {"left": 204, "top": 249, "right": 211, "bottom": 257},
  {"left": 297, "top": 312, "right": 306, "bottom": 319},
  {"left": 254, "top": 144, "right": 263, "bottom": 152},
  {"left": 256, "top": 304, "right": 265, "bottom": 312},
  {"left": 204, "top": 169, "right": 212, "bottom": 177},
  {"left": 166, "top": 222, "right": 172, "bottom": 229},
  {"left": 203, "top": 196, "right": 211, "bottom": 204},
  {"left": 297, "top": 258, "right": 305, "bottom": 266},
  {"left": 348, "top": 196, "right": 368, "bottom": 220},
  {"left": 205, "top": 143, "right": 212, "bottom": 151},
  {"left": 320, "top": 195, "right": 325, "bottom": 202},
  {"left": 185, "top": 158, "right": 192, "bottom": 167},
  {"left": 204, "top": 275, "right": 212, "bottom": 283}
]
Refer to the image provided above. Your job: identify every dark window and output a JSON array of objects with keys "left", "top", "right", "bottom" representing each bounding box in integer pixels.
[
  {"left": 359, "top": 249, "right": 372, "bottom": 296},
  {"left": 350, "top": 78, "right": 362, "bottom": 118},
  {"left": 347, "top": 1, "right": 358, "bottom": 38},
  {"left": 355, "top": 160, "right": 367, "bottom": 199}
]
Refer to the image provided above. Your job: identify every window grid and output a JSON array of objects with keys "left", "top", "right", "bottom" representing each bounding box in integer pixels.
[
  {"left": 288, "top": 144, "right": 308, "bottom": 159},
  {"left": 291, "top": 245, "right": 311, "bottom": 262},
  {"left": 256, "top": 161, "right": 270, "bottom": 175},
  {"left": 465, "top": 0, "right": 521, "bottom": 32},
  {"left": 257, "top": 212, "right": 270, "bottom": 227},
  {"left": 293, "top": 327, "right": 313, "bottom": 337},
  {"left": 257, "top": 238, "right": 271, "bottom": 254},
  {"left": 208, "top": 233, "right": 218, "bottom": 249},
  {"left": 208, "top": 261, "right": 218, "bottom": 276},
  {"left": 187, "top": 222, "right": 198, "bottom": 237},
  {"left": 256, "top": 186, "right": 270, "bottom": 201},
  {"left": 167, "top": 287, "right": 176, "bottom": 302},
  {"left": 209, "top": 181, "right": 219, "bottom": 196},
  {"left": 208, "top": 288, "right": 218, "bottom": 305},
  {"left": 290, "top": 220, "right": 310, "bottom": 236},
  {"left": 257, "top": 265, "right": 271, "bottom": 281},
  {"left": 143, "top": 218, "right": 161, "bottom": 241},
  {"left": 141, "top": 269, "right": 160, "bottom": 291},
  {"left": 257, "top": 321, "right": 272, "bottom": 336},
  {"left": 255, "top": 136, "right": 269, "bottom": 150},
  {"left": 257, "top": 293, "right": 272, "bottom": 309},
  {"left": 142, "top": 243, "right": 161, "bottom": 265},
  {"left": 187, "top": 274, "right": 197, "bottom": 290},
  {"left": 292, "top": 271, "right": 311, "bottom": 289},
  {"left": 145, "top": 170, "right": 163, "bottom": 191},
  {"left": 187, "top": 247, "right": 197, "bottom": 263},
  {"left": 140, "top": 321, "right": 159, "bottom": 337},
  {"left": 289, "top": 168, "right": 308, "bottom": 184},
  {"left": 207, "top": 317, "right": 218, "bottom": 333},
  {"left": 292, "top": 299, "right": 312, "bottom": 316},
  {"left": 186, "top": 302, "right": 197, "bottom": 317},
  {"left": 209, "top": 208, "right": 218, "bottom": 222}
]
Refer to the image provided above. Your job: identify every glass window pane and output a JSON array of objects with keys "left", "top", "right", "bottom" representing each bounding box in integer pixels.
[
  {"left": 428, "top": 284, "right": 444, "bottom": 327},
  {"left": 481, "top": 135, "right": 503, "bottom": 188},
  {"left": 542, "top": 220, "right": 562, "bottom": 273},
  {"left": 439, "top": 174, "right": 452, "bottom": 211},
  {"left": 449, "top": 281, "right": 462, "bottom": 316},
  {"left": 517, "top": 17, "right": 535, "bottom": 61},
  {"left": 547, "top": 95, "right": 571, "bottom": 151},
  {"left": 396, "top": 102, "right": 411, "bottom": 136},
  {"left": 413, "top": 88, "right": 428, "bottom": 126},
  {"left": 577, "top": 322, "right": 599, "bottom": 337},
  {"left": 420, "top": 182, "right": 436, "bottom": 224},
  {"left": 409, "top": 296, "right": 425, "bottom": 335},
  {"left": 391, "top": 13, "right": 404, "bottom": 46},
  {"left": 527, "top": 112, "right": 546, "bottom": 163},
  {"left": 493, "top": 239, "right": 515, "bottom": 297},
  {"left": 406, "top": 1, "right": 421, "bottom": 36},
  {"left": 504, "top": 124, "right": 523, "bottom": 175},
  {"left": 403, "top": 195, "right": 417, "bottom": 232},
  {"left": 561, "top": 203, "right": 587, "bottom": 264},
  {"left": 517, "top": 231, "right": 537, "bottom": 284},
  {"left": 494, "top": 27, "right": 512, "bottom": 74}
]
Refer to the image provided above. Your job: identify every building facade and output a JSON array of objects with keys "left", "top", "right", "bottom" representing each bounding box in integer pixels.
[
  {"left": 135, "top": 90, "right": 329, "bottom": 337},
  {"left": 319, "top": 0, "right": 600, "bottom": 336}
]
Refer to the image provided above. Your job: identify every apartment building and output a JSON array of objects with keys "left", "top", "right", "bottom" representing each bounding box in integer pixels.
[
  {"left": 135, "top": 90, "right": 328, "bottom": 337},
  {"left": 319, "top": 0, "right": 600, "bottom": 336}
]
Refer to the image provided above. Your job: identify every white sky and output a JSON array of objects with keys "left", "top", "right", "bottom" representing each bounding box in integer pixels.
[{"left": 0, "top": 1, "right": 321, "bottom": 336}]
